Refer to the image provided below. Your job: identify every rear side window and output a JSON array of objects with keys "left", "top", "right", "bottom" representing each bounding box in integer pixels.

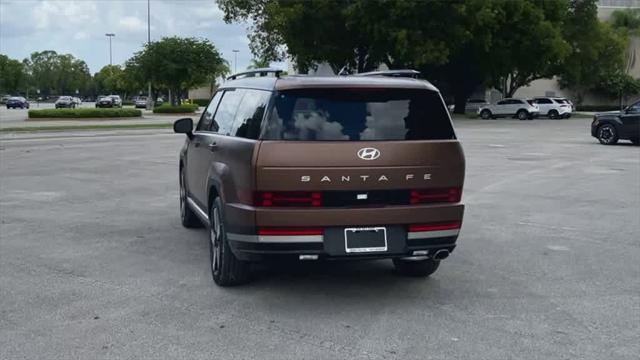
[
  {"left": 231, "top": 89, "right": 271, "bottom": 139},
  {"left": 263, "top": 88, "right": 454, "bottom": 141},
  {"left": 212, "top": 90, "right": 244, "bottom": 135}
]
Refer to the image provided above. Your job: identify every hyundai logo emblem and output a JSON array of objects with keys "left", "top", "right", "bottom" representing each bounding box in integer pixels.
[{"left": 357, "top": 147, "right": 381, "bottom": 160}]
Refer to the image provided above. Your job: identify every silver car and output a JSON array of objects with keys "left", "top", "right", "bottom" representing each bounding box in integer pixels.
[{"left": 478, "top": 98, "right": 539, "bottom": 120}]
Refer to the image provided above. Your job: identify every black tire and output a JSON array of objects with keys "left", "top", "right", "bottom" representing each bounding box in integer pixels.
[
  {"left": 548, "top": 110, "right": 559, "bottom": 119},
  {"left": 179, "top": 168, "right": 202, "bottom": 228},
  {"left": 480, "top": 109, "right": 492, "bottom": 119},
  {"left": 597, "top": 124, "right": 619, "bottom": 145},
  {"left": 209, "top": 197, "right": 251, "bottom": 286},
  {"left": 516, "top": 110, "right": 529, "bottom": 120},
  {"left": 393, "top": 258, "right": 440, "bottom": 277}
]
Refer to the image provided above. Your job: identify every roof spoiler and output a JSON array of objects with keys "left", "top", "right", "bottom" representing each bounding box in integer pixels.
[
  {"left": 354, "top": 69, "right": 421, "bottom": 79},
  {"left": 227, "top": 68, "right": 283, "bottom": 80}
]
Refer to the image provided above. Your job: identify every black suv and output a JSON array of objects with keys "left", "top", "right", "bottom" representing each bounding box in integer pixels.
[{"left": 591, "top": 100, "right": 640, "bottom": 145}]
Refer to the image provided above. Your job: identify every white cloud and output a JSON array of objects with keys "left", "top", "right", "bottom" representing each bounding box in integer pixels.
[
  {"left": 0, "top": 0, "right": 287, "bottom": 74},
  {"left": 118, "top": 16, "right": 147, "bottom": 33}
]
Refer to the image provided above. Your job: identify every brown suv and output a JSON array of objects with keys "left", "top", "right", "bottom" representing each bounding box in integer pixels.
[{"left": 174, "top": 69, "right": 465, "bottom": 286}]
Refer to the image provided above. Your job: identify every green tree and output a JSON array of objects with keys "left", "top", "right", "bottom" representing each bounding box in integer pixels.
[
  {"left": 94, "top": 65, "right": 125, "bottom": 95},
  {"left": 22, "top": 51, "right": 92, "bottom": 97},
  {"left": 126, "top": 37, "right": 228, "bottom": 105},
  {"left": 557, "top": 0, "right": 629, "bottom": 104},
  {"left": 0, "top": 54, "right": 27, "bottom": 95},
  {"left": 247, "top": 58, "right": 270, "bottom": 69},
  {"left": 481, "top": 0, "right": 570, "bottom": 97},
  {"left": 219, "top": 0, "right": 572, "bottom": 111}
]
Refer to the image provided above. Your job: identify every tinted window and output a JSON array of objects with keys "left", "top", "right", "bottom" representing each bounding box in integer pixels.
[
  {"left": 263, "top": 88, "right": 454, "bottom": 141},
  {"left": 197, "top": 91, "right": 222, "bottom": 131},
  {"left": 628, "top": 102, "right": 640, "bottom": 113},
  {"left": 536, "top": 98, "right": 552, "bottom": 104},
  {"left": 497, "top": 100, "right": 508, "bottom": 105},
  {"left": 231, "top": 89, "right": 271, "bottom": 139},
  {"left": 212, "top": 90, "right": 244, "bottom": 135}
]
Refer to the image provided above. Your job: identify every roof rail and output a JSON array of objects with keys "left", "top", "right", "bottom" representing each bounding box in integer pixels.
[
  {"left": 226, "top": 68, "right": 283, "bottom": 80},
  {"left": 354, "top": 69, "right": 421, "bottom": 79}
]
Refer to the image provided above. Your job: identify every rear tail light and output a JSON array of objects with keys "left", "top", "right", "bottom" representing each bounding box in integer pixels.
[
  {"left": 254, "top": 191, "right": 322, "bottom": 207},
  {"left": 257, "top": 227, "right": 323, "bottom": 236},
  {"left": 410, "top": 187, "right": 461, "bottom": 204},
  {"left": 408, "top": 221, "right": 461, "bottom": 232}
]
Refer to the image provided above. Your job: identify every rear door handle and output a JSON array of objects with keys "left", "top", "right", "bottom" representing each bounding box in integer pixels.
[{"left": 207, "top": 142, "right": 218, "bottom": 152}]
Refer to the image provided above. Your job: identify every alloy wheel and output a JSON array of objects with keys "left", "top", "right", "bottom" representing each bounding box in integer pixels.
[{"left": 598, "top": 125, "right": 615, "bottom": 144}]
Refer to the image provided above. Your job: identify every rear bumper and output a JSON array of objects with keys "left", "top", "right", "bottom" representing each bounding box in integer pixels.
[
  {"left": 228, "top": 231, "right": 458, "bottom": 262},
  {"left": 224, "top": 202, "right": 464, "bottom": 261}
]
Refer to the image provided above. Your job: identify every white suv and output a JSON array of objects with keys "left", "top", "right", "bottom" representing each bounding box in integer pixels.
[
  {"left": 532, "top": 97, "right": 572, "bottom": 119},
  {"left": 478, "top": 98, "right": 539, "bottom": 120}
]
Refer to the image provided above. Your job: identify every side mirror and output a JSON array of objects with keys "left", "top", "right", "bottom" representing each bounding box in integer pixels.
[{"left": 173, "top": 118, "right": 194, "bottom": 138}]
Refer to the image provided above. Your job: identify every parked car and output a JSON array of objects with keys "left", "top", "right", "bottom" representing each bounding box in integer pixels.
[
  {"left": 109, "top": 95, "right": 122, "bottom": 107},
  {"left": 531, "top": 97, "right": 572, "bottom": 119},
  {"left": 5, "top": 96, "right": 29, "bottom": 109},
  {"left": 134, "top": 97, "right": 148, "bottom": 108},
  {"left": 591, "top": 100, "right": 640, "bottom": 145},
  {"left": 55, "top": 96, "right": 75, "bottom": 109},
  {"left": 478, "top": 98, "right": 539, "bottom": 120},
  {"left": 465, "top": 98, "right": 489, "bottom": 113},
  {"left": 96, "top": 95, "right": 122, "bottom": 108},
  {"left": 72, "top": 97, "right": 82, "bottom": 106},
  {"left": 1, "top": 95, "right": 12, "bottom": 104},
  {"left": 552, "top": 97, "right": 574, "bottom": 111},
  {"left": 173, "top": 69, "right": 465, "bottom": 286}
]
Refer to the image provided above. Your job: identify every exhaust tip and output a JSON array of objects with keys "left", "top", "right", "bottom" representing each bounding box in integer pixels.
[{"left": 433, "top": 249, "right": 450, "bottom": 261}]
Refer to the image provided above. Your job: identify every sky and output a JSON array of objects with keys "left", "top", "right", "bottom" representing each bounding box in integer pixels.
[{"left": 0, "top": 0, "right": 286, "bottom": 74}]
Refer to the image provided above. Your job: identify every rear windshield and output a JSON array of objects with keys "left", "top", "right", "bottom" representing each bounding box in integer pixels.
[{"left": 263, "top": 88, "right": 455, "bottom": 141}]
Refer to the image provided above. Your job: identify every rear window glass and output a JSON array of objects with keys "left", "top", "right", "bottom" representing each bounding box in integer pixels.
[{"left": 263, "top": 88, "right": 455, "bottom": 141}]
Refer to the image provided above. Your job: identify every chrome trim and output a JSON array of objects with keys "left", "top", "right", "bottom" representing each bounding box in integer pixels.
[
  {"left": 227, "top": 233, "right": 258, "bottom": 243},
  {"left": 407, "top": 229, "right": 459, "bottom": 239},
  {"left": 226, "top": 233, "right": 324, "bottom": 243},
  {"left": 186, "top": 197, "right": 209, "bottom": 222},
  {"left": 259, "top": 235, "right": 323, "bottom": 243}
]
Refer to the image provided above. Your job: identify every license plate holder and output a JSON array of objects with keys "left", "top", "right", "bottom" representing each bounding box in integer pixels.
[{"left": 344, "top": 227, "right": 387, "bottom": 253}]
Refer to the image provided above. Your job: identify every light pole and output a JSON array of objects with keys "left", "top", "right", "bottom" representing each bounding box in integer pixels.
[
  {"left": 146, "top": 0, "right": 153, "bottom": 110},
  {"left": 105, "top": 33, "right": 115, "bottom": 66},
  {"left": 232, "top": 49, "right": 239, "bottom": 73}
]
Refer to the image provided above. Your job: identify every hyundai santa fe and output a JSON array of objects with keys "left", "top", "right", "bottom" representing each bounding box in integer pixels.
[{"left": 173, "top": 69, "right": 466, "bottom": 286}]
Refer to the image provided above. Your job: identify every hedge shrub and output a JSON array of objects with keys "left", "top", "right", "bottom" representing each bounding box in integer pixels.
[
  {"left": 191, "top": 98, "right": 210, "bottom": 107},
  {"left": 575, "top": 105, "right": 624, "bottom": 112},
  {"left": 28, "top": 108, "right": 142, "bottom": 119},
  {"left": 153, "top": 104, "right": 199, "bottom": 113}
]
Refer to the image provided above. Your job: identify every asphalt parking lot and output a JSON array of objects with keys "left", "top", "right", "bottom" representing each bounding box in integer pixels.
[{"left": 1, "top": 119, "right": 638, "bottom": 359}]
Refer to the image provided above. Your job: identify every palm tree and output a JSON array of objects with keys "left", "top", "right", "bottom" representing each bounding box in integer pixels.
[{"left": 247, "top": 58, "right": 270, "bottom": 69}]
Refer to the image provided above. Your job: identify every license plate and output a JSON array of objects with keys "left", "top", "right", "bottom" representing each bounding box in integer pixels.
[{"left": 344, "top": 227, "right": 387, "bottom": 253}]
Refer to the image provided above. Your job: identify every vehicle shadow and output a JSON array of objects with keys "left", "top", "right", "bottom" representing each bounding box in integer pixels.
[{"left": 226, "top": 259, "right": 457, "bottom": 307}]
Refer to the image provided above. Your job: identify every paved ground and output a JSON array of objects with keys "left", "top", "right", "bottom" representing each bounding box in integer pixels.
[{"left": 1, "top": 119, "right": 638, "bottom": 359}]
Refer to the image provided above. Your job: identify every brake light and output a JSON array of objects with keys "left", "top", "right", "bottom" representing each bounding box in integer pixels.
[
  {"left": 409, "top": 187, "right": 461, "bottom": 204},
  {"left": 257, "top": 227, "right": 323, "bottom": 236},
  {"left": 408, "top": 221, "right": 461, "bottom": 232},
  {"left": 254, "top": 191, "right": 322, "bottom": 207}
]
